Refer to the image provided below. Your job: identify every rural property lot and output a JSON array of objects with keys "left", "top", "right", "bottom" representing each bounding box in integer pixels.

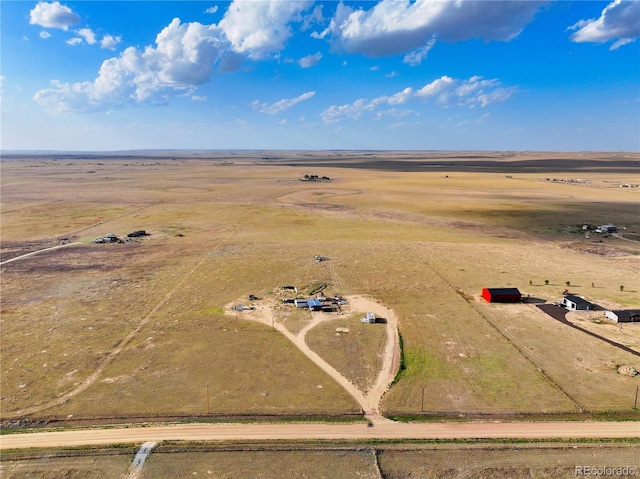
[{"left": 1, "top": 151, "right": 639, "bottom": 425}]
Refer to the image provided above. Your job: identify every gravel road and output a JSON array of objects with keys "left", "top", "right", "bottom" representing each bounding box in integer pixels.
[{"left": 1, "top": 421, "right": 638, "bottom": 449}]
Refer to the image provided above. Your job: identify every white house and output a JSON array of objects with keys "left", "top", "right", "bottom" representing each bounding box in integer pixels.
[{"left": 562, "top": 295, "right": 593, "bottom": 311}]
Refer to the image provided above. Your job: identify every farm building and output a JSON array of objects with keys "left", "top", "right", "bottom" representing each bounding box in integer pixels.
[
  {"left": 481, "top": 288, "right": 522, "bottom": 303},
  {"left": 605, "top": 310, "right": 640, "bottom": 323},
  {"left": 596, "top": 224, "right": 617, "bottom": 233},
  {"left": 562, "top": 295, "right": 593, "bottom": 311},
  {"left": 294, "top": 299, "right": 309, "bottom": 308},
  {"left": 360, "top": 312, "right": 376, "bottom": 324},
  {"left": 308, "top": 299, "right": 323, "bottom": 311},
  {"left": 293, "top": 299, "right": 323, "bottom": 311}
]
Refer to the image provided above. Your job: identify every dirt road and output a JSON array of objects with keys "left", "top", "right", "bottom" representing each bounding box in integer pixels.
[
  {"left": 0, "top": 242, "right": 81, "bottom": 265},
  {"left": 1, "top": 421, "right": 638, "bottom": 449}
]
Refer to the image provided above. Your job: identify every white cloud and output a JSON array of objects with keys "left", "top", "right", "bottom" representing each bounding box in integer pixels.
[
  {"left": 33, "top": 1, "right": 322, "bottom": 113},
  {"left": 322, "top": 76, "right": 515, "bottom": 123},
  {"left": 101, "top": 34, "right": 121, "bottom": 50},
  {"left": 30, "top": 1, "right": 80, "bottom": 30},
  {"left": 301, "top": 5, "right": 325, "bottom": 31},
  {"left": 35, "top": 18, "right": 224, "bottom": 112},
  {"left": 205, "top": 6, "right": 219, "bottom": 14},
  {"left": 66, "top": 37, "right": 82, "bottom": 46},
  {"left": 403, "top": 37, "right": 435, "bottom": 66},
  {"left": 385, "top": 71, "right": 398, "bottom": 78},
  {"left": 321, "top": 0, "right": 546, "bottom": 58},
  {"left": 569, "top": 0, "right": 640, "bottom": 50},
  {"left": 76, "top": 28, "right": 97, "bottom": 45},
  {"left": 192, "top": 95, "right": 207, "bottom": 102},
  {"left": 39, "top": 31, "right": 51, "bottom": 39},
  {"left": 253, "top": 91, "right": 315, "bottom": 114},
  {"left": 298, "top": 52, "right": 322, "bottom": 68},
  {"left": 219, "top": 0, "right": 314, "bottom": 59}
]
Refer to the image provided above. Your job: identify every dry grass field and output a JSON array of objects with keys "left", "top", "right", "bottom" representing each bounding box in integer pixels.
[
  {"left": 305, "top": 312, "right": 388, "bottom": 393},
  {"left": 2, "top": 441, "right": 638, "bottom": 478},
  {"left": 1, "top": 151, "right": 639, "bottom": 422},
  {"left": 0, "top": 447, "right": 135, "bottom": 479}
]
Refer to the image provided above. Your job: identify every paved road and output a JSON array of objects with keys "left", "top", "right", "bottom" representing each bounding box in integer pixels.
[{"left": 1, "top": 421, "right": 638, "bottom": 449}]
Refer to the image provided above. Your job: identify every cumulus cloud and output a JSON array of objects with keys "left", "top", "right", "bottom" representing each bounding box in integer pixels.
[
  {"left": 30, "top": 1, "right": 80, "bottom": 30},
  {"left": 205, "top": 6, "right": 219, "bottom": 14},
  {"left": 569, "top": 0, "right": 640, "bottom": 50},
  {"left": 321, "top": 76, "right": 515, "bottom": 123},
  {"left": 101, "top": 34, "right": 121, "bottom": 50},
  {"left": 252, "top": 91, "right": 315, "bottom": 114},
  {"left": 66, "top": 37, "right": 82, "bottom": 46},
  {"left": 34, "top": 0, "right": 318, "bottom": 113},
  {"left": 34, "top": 18, "right": 224, "bottom": 112},
  {"left": 219, "top": 0, "right": 314, "bottom": 58},
  {"left": 39, "top": 31, "right": 51, "bottom": 39},
  {"left": 76, "top": 28, "right": 97, "bottom": 45},
  {"left": 299, "top": 52, "right": 322, "bottom": 68},
  {"left": 319, "top": 0, "right": 546, "bottom": 58}
]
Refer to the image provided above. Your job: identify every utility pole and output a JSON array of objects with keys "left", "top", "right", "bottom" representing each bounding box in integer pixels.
[
  {"left": 206, "top": 385, "right": 210, "bottom": 415},
  {"left": 634, "top": 385, "right": 638, "bottom": 410},
  {"left": 421, "top": 388, "right": 425, "bottom": 412}
]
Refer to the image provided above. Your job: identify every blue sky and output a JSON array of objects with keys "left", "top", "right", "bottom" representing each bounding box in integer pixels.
[{"left": 1, "top": 0, "right": 639, "bottom": 151}]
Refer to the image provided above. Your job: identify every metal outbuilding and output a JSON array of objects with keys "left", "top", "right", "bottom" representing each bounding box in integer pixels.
[
  {"left": 294, "top": 299, "right": 309, "bottom": 308},
  {"left": 481, "top": 288, "right": 522, "bottom": 303},
  {"left": 307, "top": 300, "right": 323, "bottom": 311},
  {"left": 361, "top": 312, "right": 376, "bottom": 323},
  {"left": 605, "top": 310, "right": 640, "bottom": 323}
]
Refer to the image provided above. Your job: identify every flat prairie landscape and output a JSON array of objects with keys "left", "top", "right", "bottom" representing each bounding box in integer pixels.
[{"left": 1, "top": 151, "right": 639, "bottom": 422}]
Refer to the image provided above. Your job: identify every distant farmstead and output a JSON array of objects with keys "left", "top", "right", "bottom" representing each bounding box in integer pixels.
[
  {"left": 605, "top": 310, "right": 640, "bottom": 323},
  {"left": 481, "top": 288, "right": 522, "bottom": 303}
]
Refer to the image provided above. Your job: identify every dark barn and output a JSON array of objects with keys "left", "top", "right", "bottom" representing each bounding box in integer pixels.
[{"left": 481, "top": 288, "right": 522, "bottom": 303}]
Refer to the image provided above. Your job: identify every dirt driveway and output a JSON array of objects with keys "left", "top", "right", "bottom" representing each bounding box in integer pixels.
[
  {"left": 233, "top": 295, "right": 400, "bottom": 421},
  {"left": 537, "top": 304, "right": 640, "bottom": 358}
]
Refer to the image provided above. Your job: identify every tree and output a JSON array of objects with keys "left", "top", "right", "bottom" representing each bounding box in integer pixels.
[
  {"left": 620, "top": 285, "right": 625, "bottom": 291},
  {"left": 544, "top": 279, "right": 549, "bottom": 285},
  {"left": 566, "top": 281, "right": 571, "bottom": 287}
]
